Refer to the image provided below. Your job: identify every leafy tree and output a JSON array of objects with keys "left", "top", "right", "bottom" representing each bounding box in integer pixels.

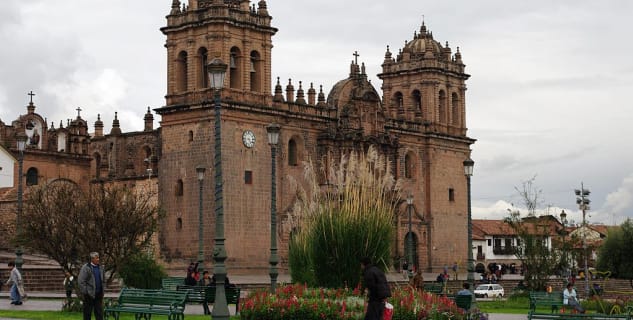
[
  {"left": 21, "top": 179, "right": 163, "bottom": 282},
  {"left": 504, "top": 177, "right": 560, "bottom": 290},
  {"left": 597, "top": 219, "right": 633, "bottom": 288},
  {"left": 288, "top": 146, "right": 400, "bottom": 288}
]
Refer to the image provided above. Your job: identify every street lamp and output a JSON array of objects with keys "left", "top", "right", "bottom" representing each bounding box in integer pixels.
[
  {"left": 559, "top": 209, "right": 568, "bottom": 279},
  {"left": 575, "top": 184, "right": 590, "bottom": 297},
  {"left": 196, "top": 165, "right": 206, "bottom": 278},
  {"left": 207, "top": 58, "right": 229, "bottom": 319},
  {"left": 406, "top": 193, "right": 414, "bottom": 279},
  {"left": 266, "top": 123, "right": 280, "bottom": 292},
  {"left": 463, "top": 157, "right": 475, "bottom": 292},
  {"left": 15, "top": 132, "right": 27, "bottom": 271}
]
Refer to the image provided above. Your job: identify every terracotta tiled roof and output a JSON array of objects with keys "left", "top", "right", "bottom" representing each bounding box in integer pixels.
[{"left": 472, "top": 219, "right": 517, "bottom": 236}]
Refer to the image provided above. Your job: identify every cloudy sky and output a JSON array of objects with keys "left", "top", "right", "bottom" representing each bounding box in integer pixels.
[{"left": 1, "top": 0, "right": 632, "bottom": 225}]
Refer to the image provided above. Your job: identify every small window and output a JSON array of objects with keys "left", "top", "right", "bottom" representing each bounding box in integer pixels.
[
  {"left": 244, "top": 171, "right": 252, "bottom": 184},
  {"left": 448, "top": 188, "right": 455, "bottom": 202},
  {"left": 487, "top": 239, "right": 492, "bottom": 246},
  {"left": 175, "top": 179, "right": 184, "bottom": 196},
  {"left": 188, "top": 130, "right": 194, "bottom": 142},
  {"left": 26, "top": 167, "right": 38, "bottom": 186},
  {"left": 176, "top": 217, "right": 183, "bottom": 230},
  {"left": 288, "top": 139, "right": 298, "bottom": 166},
  {"left": 404, "top": 152, "right": 415, "bottom": 178}
]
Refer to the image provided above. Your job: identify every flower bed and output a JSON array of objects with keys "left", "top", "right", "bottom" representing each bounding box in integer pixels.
[{"left": 239, "top": 284, "right": 478, "bottom": 320}]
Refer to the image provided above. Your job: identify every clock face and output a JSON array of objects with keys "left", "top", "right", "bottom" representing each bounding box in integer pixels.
[{"left": 242, "top": 130, "right": 255, "bottom": 148}]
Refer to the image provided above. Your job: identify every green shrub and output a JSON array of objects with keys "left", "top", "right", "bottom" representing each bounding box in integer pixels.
[
  {"left": 118, "top": 251, "right": 167, "bottom": 289},
  {"left": 287, "top": 147, "right": 399, "bottom": 288}
]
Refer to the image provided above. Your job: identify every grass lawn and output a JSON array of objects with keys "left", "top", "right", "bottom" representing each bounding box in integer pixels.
[{"left": 477, "top": 295, "right": 531, "bottom": 314}]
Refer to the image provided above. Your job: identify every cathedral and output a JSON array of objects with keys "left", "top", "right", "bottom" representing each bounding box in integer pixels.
[{"left": 0, "top": 0, "right": 475, "bottom": 274}]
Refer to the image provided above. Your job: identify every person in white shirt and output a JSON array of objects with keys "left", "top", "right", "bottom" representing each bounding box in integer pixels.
[
  {"left": 5, "top": 261, "right": 23, "bottom": 305},
  {"left": 563, "top": 283, "right": 585, "bottom": 314}
]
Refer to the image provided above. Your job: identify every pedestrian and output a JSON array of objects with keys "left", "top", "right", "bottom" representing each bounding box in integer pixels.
[
  {"left": 563, "top": 282, "right": 585, "bottom": 314},
  {"left": 457, "top": 282, "right": 472, "bottom": 295},
  {"left": 5, "top": 261, "right": 23, "bottom": 305},
  {"left": 63, "top": 271, "right": 75, "bottom": 301},
  {"left": 202, "top": 271, "right": 212, "bottom": 286},
  {"left": 410, "top": 270, "right": 424, "bottom": 290},
  {"left": 185, "top": 262, "right": 199, "bottom": 285},
  {"left": 402, "top": 261, "right": 409, "bottom": 279},
  {"left": 78, "top": 252, "right": 105, "bottom": 320},
  {"left": 360, "top": 257, "right": 391, "bottom": 320}
]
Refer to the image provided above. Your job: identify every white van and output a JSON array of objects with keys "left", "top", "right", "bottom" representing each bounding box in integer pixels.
[{"left": 474, "top": 284, "right": 504, "bottom": 298}]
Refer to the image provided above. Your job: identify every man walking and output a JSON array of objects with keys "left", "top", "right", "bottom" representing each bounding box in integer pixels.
[
  {"left": 79, "top": 252, "right": 105, "bottom": 320},
  {"left": 361, "top": 257, "right": 391, "bottom": 320},
  {"left": 5, "top": 261, "right": 23, "bottom": 305}
]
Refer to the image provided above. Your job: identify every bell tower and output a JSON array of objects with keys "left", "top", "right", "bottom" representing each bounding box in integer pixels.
[
  {"left": 161, "top": 0, "right": 277, "bottom": 108},
  {"left": 378, "top": 22, "right": 469, "bottom": 137}
]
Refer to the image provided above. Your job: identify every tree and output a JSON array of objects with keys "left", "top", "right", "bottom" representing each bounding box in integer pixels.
[
  {"left": 21, "top": 179, "right": 163, "bottom": 282},
  {"left": 504, "top": 177, "right": 561, "bottom": 290},
  {"left": 288, "top": 146, "right": 400, "bottom": 288},
  {"left": 597, "top": 219, "right": 633, "bottom": 288}
]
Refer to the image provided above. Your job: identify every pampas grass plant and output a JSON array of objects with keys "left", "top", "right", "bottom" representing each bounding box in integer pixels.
[{"left": 288, "top": 146, "right": 401, "bottom": 288}]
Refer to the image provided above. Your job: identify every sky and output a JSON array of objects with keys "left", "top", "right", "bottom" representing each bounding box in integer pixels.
[{"left": 1, "top": 0, "right": 632, "bottom": 226}]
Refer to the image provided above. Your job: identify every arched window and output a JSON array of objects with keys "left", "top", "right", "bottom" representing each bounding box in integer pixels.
[
  {"left": 288, "top": 139, "right": 298, "bottom": 166},
  {"left": 250, "top": 50, "right": 262, "bottom": 92},
  {"left": 412, "top": 90, "right": 422, "bottom": 114},
  {"left": 26, "top": 167, "right": 38, "bottom": 186},
  {"left": 451, "top": 92, "right": 460, "bottom": 125},
  {"left": 197, "top": 47, "right": 208, "bottom": 89},
  {"left": 188, "top": 130, "right": 194, "bottom": 142},
  {"left": 404, "top": 151, "right": 415, "bottom": 179},
  {"left": 175, "top": 179, "right": 184, "bottom": 196},
  {"left": 230, "top": 47, "right": 242, "bottom": 89},
  {"left": 394, "top": 92, "right": 404, "bottom": 113},
  {"left": 439, "top": 90, "right": 447, "bottom": 123},
  {"left": 57, "top": 132, "right": 67, "bottom": 152},
  {"left": 176, "top": 51, "right": 188, "bottom": 92}
]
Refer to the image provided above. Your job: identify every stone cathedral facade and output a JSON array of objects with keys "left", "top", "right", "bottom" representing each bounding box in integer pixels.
[{"left": 0, "top": 0, "right": 475, "bottom": 274}]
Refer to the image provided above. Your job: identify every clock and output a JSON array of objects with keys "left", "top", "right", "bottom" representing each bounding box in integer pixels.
[{"left": 242, "top": 130, "right": 255, "bottom": 148}]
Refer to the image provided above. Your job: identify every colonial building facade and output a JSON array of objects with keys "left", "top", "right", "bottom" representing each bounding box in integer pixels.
[{"left": 1, "top": 0, "right": 475, "bottom": 274}]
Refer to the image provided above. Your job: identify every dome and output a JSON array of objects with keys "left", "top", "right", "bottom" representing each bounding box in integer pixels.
[
  {"left": 326, "top": 75, "right": 380, "bottom": 109},
  {"left": 404, "top": 36, "right": 442, "bottom": 55}
]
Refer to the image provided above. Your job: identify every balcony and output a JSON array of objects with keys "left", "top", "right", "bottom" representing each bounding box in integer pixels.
[
  {"left": 476, "top": 253, "right": 485, "bottom": 260},
  {"left": 493, "top": 246, "right": 516, "bottom": 255}
]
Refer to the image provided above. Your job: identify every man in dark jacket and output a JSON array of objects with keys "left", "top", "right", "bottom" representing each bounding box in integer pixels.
[
  {"left": 78, "top": 252, "right": 105, "bottom": 320},
  {"left": 361, "top": 257, "right": 391, "bottom": 320}
]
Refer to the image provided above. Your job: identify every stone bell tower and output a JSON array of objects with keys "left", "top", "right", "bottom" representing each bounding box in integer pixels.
[{"left": 161, "top": 0, "right": 277, "bottom": 108}]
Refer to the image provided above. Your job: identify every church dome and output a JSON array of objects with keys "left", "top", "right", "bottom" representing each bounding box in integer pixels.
[{"left": 404, "top": 36, "right": 442, "bottom": 55}]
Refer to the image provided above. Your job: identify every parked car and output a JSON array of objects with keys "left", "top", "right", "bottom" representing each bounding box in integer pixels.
[{"left": 474, "top": 284, "right": 504, "bottom": 298}]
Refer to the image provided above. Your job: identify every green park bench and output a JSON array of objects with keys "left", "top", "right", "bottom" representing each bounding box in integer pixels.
[
  {"left": 528, "top": 311, "right": 631, "bottom": 320},
  {"left": 529, "top": 291, "right": 564, "bottom": 313},
  {"left": 423, "top": 283, "right": 444, "bottom": 294},
  {"left": 104, "top": 288, "right": 187, "bottom": 320},
  {"left": 161, "top": 277, "right": 185, "bottom": 290},
  {"left": 176, "top": 284, "right": 241, "bottom": 314}
]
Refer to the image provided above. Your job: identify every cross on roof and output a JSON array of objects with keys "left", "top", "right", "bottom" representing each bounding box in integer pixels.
[
  {"left": 27, "top": 91, "right": 36, "bottom": 103},
  {"left": 76, "top": 107, "right": 82, "bottom": 117},
  {"left": 353, "top": 51, "right": 360, "bottom": 65}
]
